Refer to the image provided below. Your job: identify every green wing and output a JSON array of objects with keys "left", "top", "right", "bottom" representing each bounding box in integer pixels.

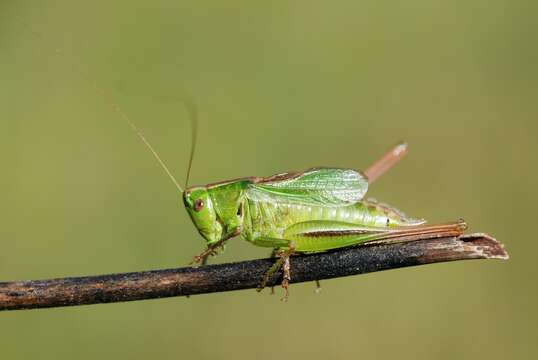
[{"left": 246, "top": 168, "right": 368, "bottom": 206}]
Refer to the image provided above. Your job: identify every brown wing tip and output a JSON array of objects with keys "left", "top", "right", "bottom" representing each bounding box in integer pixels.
[
  {"left": 364, "top": 142, "right": 410, "bottom": 183},
  {"left": 393, "top": 142, "right": 408, "bottom": 157}
]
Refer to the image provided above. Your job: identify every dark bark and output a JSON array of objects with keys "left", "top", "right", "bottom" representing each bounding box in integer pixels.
[{"left": 0, "top": 233, "right": 508, "bottom": 311}]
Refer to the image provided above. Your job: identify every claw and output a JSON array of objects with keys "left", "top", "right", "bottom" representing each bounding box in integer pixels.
[
  {"left": 189, "top": 255, "right": 203, "bottom": 267},
  {"left": 314, "top": 280, "right": 322, "bottom": 294},
  {"left": 189, "top": 239, "right": 228, "bottom": 267}
]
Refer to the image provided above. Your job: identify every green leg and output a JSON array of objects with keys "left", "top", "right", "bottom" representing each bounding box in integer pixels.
[{"left": 257, "top": 254, "right": 285, "bottom": 293}]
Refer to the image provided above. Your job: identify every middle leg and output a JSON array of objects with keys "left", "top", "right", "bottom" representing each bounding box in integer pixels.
[{"left": 257, "top": 247, "right": 295, "bottom": 300}]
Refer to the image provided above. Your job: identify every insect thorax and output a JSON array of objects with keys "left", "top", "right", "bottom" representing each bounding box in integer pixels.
[{"left": 206, "top": 181, "right": 251, "bottom": 237}]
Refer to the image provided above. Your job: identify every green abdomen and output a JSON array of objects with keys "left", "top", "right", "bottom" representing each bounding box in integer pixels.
[{"left": 242, "top": 198, "right": 423, "bottom": 244}]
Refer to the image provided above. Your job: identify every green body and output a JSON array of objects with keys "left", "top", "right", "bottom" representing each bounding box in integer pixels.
[
  {"left": 242, "top": 197, "right": 423, "bottom": 252},
  {"left": 183, "top": 168, "right": 428, "bottom": 253}
]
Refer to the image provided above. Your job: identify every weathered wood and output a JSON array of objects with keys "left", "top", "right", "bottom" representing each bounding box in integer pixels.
[{"left": 0, "top": 233, "right": 508, "bottom": 311}]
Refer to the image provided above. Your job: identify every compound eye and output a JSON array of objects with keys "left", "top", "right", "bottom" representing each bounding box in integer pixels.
[{"left": 193, "top": 199, "right": 204, "bottom": 212}]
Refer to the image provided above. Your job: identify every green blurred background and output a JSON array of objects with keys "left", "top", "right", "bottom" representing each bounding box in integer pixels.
[{"left": 1, "top": 1, "right": 536, "bottom": 359}]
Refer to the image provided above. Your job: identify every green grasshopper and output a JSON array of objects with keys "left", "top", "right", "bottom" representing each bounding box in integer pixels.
[
  {"left": 126, "top": 111, "right": 466, "bottom": 300},
  {"left": 14, "top": 18, "right": 466, "bottom": 300}
]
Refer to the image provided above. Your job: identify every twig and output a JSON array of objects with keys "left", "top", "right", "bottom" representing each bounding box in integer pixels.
[{"left": 0, "top": 233, "right": 508, "bottom": 311}]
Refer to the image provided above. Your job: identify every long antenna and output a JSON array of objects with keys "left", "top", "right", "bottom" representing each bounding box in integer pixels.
[
  {"left": 91, "top": 83, "right": 185, "bottom": 194},
  {"left": 182, "top": 97, "right": 198, "bottom": 189},
  {"left": 15, "top": 15, "right": 188, "bottom": 195}
]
